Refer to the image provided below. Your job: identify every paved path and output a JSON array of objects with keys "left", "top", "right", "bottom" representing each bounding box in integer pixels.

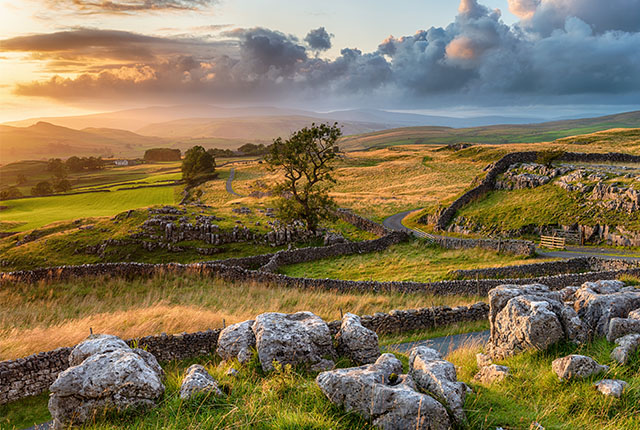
[
  {"left": 383, "top": 211, "right": 640, "bottom": 261},
  {"left": 385, "top": 330, "right": 490, "bottom": 355},
  {"left": 225, "top": 168, "right": 242, "bottom": 197}
]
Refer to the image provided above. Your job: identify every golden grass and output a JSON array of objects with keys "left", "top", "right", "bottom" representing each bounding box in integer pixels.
[{"left": 0, "top": 273, "right": 481, "bottom": 359}]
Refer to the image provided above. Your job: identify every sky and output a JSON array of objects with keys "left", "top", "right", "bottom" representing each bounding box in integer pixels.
[{"left": 0, "top": 0, "right": 639, "bottom": 122}]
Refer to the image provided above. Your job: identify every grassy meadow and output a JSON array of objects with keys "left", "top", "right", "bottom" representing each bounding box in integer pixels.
[{"left": 279, "top": 240, "right": 552, "bottom": 283}]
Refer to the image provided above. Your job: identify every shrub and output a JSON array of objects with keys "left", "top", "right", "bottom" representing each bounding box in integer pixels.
[
  {"left": 31, "top": 181, "right": 53, "bottom": 196},
  {"left": 536, "top": 150, "right": 565, "bottom": 168}
]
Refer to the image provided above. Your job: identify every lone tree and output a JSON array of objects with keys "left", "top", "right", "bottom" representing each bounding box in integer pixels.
[
  {"left": 181, "top": 145, "right": 216, "bottom": 183},
  {"left": 266, "top": 122, "right": 342, "bottom": 232}
]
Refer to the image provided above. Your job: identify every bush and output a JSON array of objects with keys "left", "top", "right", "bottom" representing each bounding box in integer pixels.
[
  {"left": 0, "top": 186, "right": 23, "bottom": 200},
  {"left": 536, "top": 150, "right": 565, "bottom": 168},
  {"left": 53, "top": 179, "right": 72, "bottom": 193},
  {"left": 31, "top": 181, "right": 53, "bottom": 196}
]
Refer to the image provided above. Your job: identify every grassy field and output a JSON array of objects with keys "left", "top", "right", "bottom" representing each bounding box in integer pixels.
[
  {"left": 279, "top": 240, "right": 552, "bottom": 283},
  {"left": 0, "top": 272, "right": 482, "bottom": 360},
  {"left": 0, "top": 186, "right": 179, "bottom": 232}
]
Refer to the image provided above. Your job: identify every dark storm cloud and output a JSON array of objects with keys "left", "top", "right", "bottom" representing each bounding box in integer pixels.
[
  {"left": 5, "top": 0, "right": 640, "bottom": 107},
  {"left": 46, "top": 0, "right": 218, "bottom": 13},
  {"left": 304, "top": 27, "right": 332, "bottom": 51}
]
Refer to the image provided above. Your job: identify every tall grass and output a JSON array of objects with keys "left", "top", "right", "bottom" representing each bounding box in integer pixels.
[{"left": 0, "top": 273, "right": 481, "bottom": 359}]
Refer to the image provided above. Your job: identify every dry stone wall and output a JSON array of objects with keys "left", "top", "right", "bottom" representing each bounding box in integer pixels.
[
  {"left": 431, "top": 236, "right": 535, "bottom": 257},
  {"left": 0, "top": 304, "right": 485, "bottom": 405},
  {"left": 335, "top": 208, "right": 390, "bottom": 237}
]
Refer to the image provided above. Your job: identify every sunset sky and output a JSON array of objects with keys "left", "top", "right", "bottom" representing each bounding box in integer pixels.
[{"left": 1, "top": 0, "right": 640, "bottom": 122}]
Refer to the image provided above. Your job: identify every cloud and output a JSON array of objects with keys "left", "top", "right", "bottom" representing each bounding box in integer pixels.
[
  {"left": 4, "top": 0, "right": 640, "bottom": 109},
  {"left": 304, "top": 27, "right": 332, "bottom": 51},
  {"left": 45, "top": 0, "right": 218, "bottom": 14},
  {"left": 509, "top": 0, "right": 640, "bottom": 35}
]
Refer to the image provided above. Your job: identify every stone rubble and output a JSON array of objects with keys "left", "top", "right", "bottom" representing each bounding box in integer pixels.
[
  {"left": 179, "top": 364, "right": 223, "bottom": 400},
  {"left": 594, "top": 379, "right": 628, "bottom": 398},
  {"left": 551, "top": 355, "right": 609, "bottom": 381}
]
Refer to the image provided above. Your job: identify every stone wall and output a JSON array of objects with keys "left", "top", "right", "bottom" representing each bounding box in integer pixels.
[
  {"left": 433, "top": 151, "right": 640, "bottom": 231},
  {"left": 335, "top": 208, "right": 390, "bottom": 237},
  {"left": 450, "top": 257, "right": 640, "bottom": 280},
  {"left": 431, "top": 236, "right": 535, "bottom": 257},
  {"left": 0, "top": 304, "right": 485, "bottom": 405}
]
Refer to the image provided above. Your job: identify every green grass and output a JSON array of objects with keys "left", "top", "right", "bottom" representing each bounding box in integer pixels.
[
  {"left": 380, "top": 319, "right": 489, "bottom": 346},
  {"left": 452, "top": 339, "right": 640, "bottom": 429},
  {"left": 0, "top": 392, "right": 50, "bottom": 430},
  {"left": 279, "top": 240, "right": 550, "bottom": 283}
]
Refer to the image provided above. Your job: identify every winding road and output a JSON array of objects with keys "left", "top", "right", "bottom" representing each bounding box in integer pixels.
[
  {"left": 225, "top": 168, "right": 242, "bottom": 197},
  {"left": 383, "top": 210, "right": 640, "bottom": 261}
]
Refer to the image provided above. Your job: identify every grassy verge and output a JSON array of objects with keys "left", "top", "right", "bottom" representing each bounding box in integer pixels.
[
  {"left": 279, "top": 240, "right": 552, "bottom": 283},
  {"left": 0, "top": 272, "right": 481, "bottom": 360}
]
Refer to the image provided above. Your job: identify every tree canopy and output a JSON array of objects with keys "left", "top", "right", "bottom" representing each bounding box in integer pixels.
[
  {"left": 181, "top": 146, "right": 216, "bottom": 183},
  {"left": 266, "top": 122, "right": 342, "bottom": 232}
]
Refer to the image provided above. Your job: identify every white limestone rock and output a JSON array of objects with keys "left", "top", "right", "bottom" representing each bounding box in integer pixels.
[
  {"left": 216, "top": 320, "right": 256, "bottom": 364},
  {"left": 551, "top": 355, "right": 609, "bottom": 381},
  {"left": 336, "top": 313, "right": 380, "bottom": 365},
  {"left": 179, "top": 364, "right": 223, "bottom": 400},
  {"left": 594, "top": 379, "right": 628, "bottom": 398}
]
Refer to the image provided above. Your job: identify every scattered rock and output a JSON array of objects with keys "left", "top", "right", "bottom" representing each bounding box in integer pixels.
[
  {"left": 476, "top": 353, "right": 492, "bottom": 368},
  {"left": 474, "top": 364, "right": 510, "bottom": 384},
  {"left": 335, "top": 313, "right": 380, "bottom": 365},
  {"left": 594, "top": 379, "right": 628, "bottom": 398},
  {"left": 225, "top": 368, "right": 239, "bottom": 377},
  {"left": 49, "top": 335, "right": 165, "bottom": 430},
  {"left": 253, "top": 311, "right": 335, "bottom": 372},
  {"left": 179, "top": 365, "right": 223, "bottom": 400},
  {"left": 409, "top": 346, "right": 467, "bottom": 424},
  {"left": 551, "top": 355, "right": 609, "bottom": 381},
  {"left": 610, "top": 333, "right": 640, "bottom": 364},
  {"left": 316, "top": 354, "right": 451, "bottom": 430},
  {"left": 216, "top": 320, "right": 256, "bottom": 364}
]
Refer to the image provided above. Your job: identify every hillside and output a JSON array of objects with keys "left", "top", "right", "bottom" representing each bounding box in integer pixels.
[
  {"left": 339, "top": 110, "right": 640, "bottom": 150},
  {"left": 135, "top": 115, "right": 386, "bottom": 140},
  {"left": 0, "top": 122, "right": 165, "bottom": 163}
]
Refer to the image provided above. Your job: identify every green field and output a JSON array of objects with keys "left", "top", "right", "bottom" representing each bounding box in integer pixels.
[
  {"left": 279, "top": 240, "right": 551, "bottom": 282},
  {"left": 0, "top": 186, "right": 179, "bottom": 232}
]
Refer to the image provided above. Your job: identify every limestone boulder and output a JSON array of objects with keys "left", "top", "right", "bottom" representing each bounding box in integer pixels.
[
  {"left": 409, "top": 346, "right": 466, "bottom": 424},
  {"left": 68, "top": 334, "right": 130, "bottom": 366},
  {"left": 594, "top": 379, "right": 628, "bottom": 398},
  {"left": 487, "top": 284, "right": 588, "bottom": 359},
  {"left": 611, "top": 334, "right": 640, "bottom": 364},
  {"left": 252, "top": 311, "right": 335, "bottom": 372},
  {"left": 607, "top": 317, "right": 640, "bottom": 342},
  {"left": 627, "top": 308, "right": 640, "bottom": 320},
  {"left": 572, "top": 280, "right": 640, "bottom": 338},
  {"left": 49, "top": 348, "right": 164, "bottom": 429},
  {"left": 474, "top": 364, "right": 510, "bottom": 384},
  {"left": 476, "top": 353, "right": 492, "bottom": 368},
  {"left": 179, "top": 365, "right": 223, "bottom": 400},
  {"left": 216, "top": 320, "right": 256, "bottom": 364},
  {"left": 335, "top": 313, "right": 380, "bottom": 365},
  {"left": 551, "top": 355, "right": 609, "bottom": 381},
  {"left": 316, "top": 354, "right": 451, "bottom": 430}
]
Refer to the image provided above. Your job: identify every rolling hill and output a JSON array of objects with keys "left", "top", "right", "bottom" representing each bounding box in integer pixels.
[
  {"left": 339, "top": 110, "right": 640, "bottom": 150},
  {"left": 0, "top": 122, "right": 165, "bottom": 163}
]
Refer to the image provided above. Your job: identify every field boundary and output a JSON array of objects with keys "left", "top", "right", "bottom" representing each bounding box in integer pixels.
[{"left": 0, "top": 302, "right": 488, "bottom": 405}]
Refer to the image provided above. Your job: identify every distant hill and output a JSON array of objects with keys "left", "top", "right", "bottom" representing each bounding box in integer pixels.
[
  {"left": 135, "top": 115, "right": 386, "bottom": 140},
  {"left": 0, "top": 122, "right": 165, "bottom": 164},
  {"left": 339, "top": 110, "right": 640, "bottom": 150},
  {"left": 3, "top": 104, "right": 539, "bottom": 132}
]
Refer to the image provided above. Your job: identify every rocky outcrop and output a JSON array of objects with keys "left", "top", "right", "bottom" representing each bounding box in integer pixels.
[
  {"left": 409, "top": 346, "right": 467, "bottom": 424},
  {"left": 216, "top": 320, "right": 256, "bottom": 364},
  {"left": 594, "top": 379, "right": 628, "bottom": 398},
  {"left": 551, "top": 355, "right": 609, "bottom": 381},
  {"left": 335, "top": 313, "right": 380, "bottom": 365},
  {"left": 496, "top": 163, "right": 571, "bottom": 190},
  {"left": 316, "top": 354, "right": 451, "bottom": 430},
  {"left": 572, "top": 280, "right": 640, "bottom": 338},
  {"left": 486, "top": 284, "right": 587, "bottom": 359},
  {"left": 607, "top": 317, "right": 640, "bottom": 343},
  {"left": 179, "top": 365, "right": 223, "bottom": 400},
  {"left": 48, "top": 335, "right": 165, "bottom": 430},
  {"left": 253, "top": 311, "right": 335, "bottom": 372},
  {"left": 68, "top": 334, "right": 130, "bottom": 366},
  {"left": 610, "top": 334, "right": 640, "bottom": 364}
]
